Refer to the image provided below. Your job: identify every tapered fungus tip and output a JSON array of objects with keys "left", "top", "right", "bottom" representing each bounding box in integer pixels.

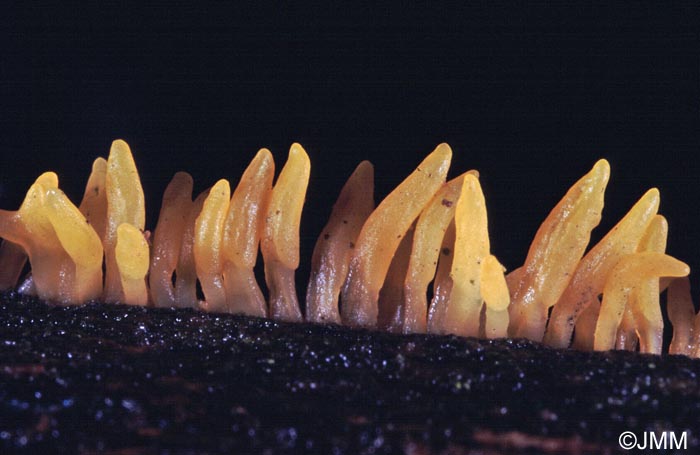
[
  {"left": 256, "top": 147, "right": 274, "bottom": 162},
  {"left": 288, "top": 143, "right": 311, "bottom": 173},
  {"left": 355, "top": 160, "right": 374, "bottom": 179},
  {"left": 431, "top": 143, "right": 453, "bottom": 163},
  {"left": 172, "top": 171, "right": 194, "bottom": 188},
  {"left": 35, "top": 172, "right": 59, "bottom": 189}
]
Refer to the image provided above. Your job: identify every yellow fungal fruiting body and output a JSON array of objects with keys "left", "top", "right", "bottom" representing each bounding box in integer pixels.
[
  {"left": 401, "top": 173, "right": 472, "bottom": 333},
  {"left": 103, "top": 140, "right": 146, "bottom": 303},
  {"left": 115, "top": 223, "right": 150, "bottom": 306},
  {"left": 261, "top": 143, "right": 310, "bottom": 322},
  {"left": 341, "top": 143, "right": 452, "bottom": 328},
  {"left": 1, "top": 138, "right": 698, "bottom": 357},
  {"left": 544, "top": 188, "right": 660, "bottom": 349},
  {"left": 594, "top": 252, "right": 689, "bottom": 351},
  {"left": 195, "top": 179, "right": 231, "bottom": 312},
  {"left": 223, "top": 149, "right": 274, "bottom": 317},
  {"left": 510, "top": 159, "right": 610, "bottom": 342},
  {"left": 628, "top": 215, "right": 668, "bottom": 354},
  {"left": 440, "top": 174, "right": 491, "bottom": 337}
]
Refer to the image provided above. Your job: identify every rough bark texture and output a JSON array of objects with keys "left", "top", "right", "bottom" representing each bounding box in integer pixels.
[{"left": 0, "top": 292, "right": 698, "bottom": 454}]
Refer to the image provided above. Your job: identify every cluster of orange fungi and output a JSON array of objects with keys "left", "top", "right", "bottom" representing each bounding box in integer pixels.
[{"left": 1, "top": 140, "right": 698, "bottom": 357}]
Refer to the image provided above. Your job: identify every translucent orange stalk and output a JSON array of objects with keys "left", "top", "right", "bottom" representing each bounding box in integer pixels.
[
  {"left": 150, "top": 172, "right": 194, "bottom": 307},
  {"left": 306, "top": 161, "right": 374, "bottom": 324},
  {"left": 103, "top": 140, "right": 146, "bottom": 303},
  {"left": 511, "top": 160, "right": 610, "bottom": 341},
  {"left": 543, "top": 188, "right": 660, "bottom": 348},
  {"left": 175, "top": 190, "right": 209, "bottom": 306},
  {"left": 261, "top": 143, "right": 310, "bottom": 322},
  {"left": 667, "top": 276, "right": 695, "bottom": 356},
  {"left": 341, "top": 143, "right": 452, "bottom": 327},
  {"left": 195, "top": 179, "right": 231, "bottom": 312},
  {"left": 594, "top": 252, "right": 689, "bottom": 351},
  {"left": 222, "top": 149, "right": 274, "bottom": 317}
]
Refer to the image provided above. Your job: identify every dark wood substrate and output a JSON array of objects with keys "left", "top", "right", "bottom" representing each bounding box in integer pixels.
[{"left": 1, "top": 292, "right": 698, "bottom": 454}]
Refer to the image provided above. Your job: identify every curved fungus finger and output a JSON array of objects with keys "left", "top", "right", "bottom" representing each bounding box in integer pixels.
[
  {"left": 104, "top": 140, "right": 146, "bottom": 303},
  {"left": 79, "top": 157, "right": 108, "bottom": 241},
  {"left": 307, "top": 160, "right": 374, "bottom": 324},
  {"left": 341, "top": 143, "right": 452, "bottom": 327},
  {"left": 223, "top": 149, "right": 275, "bottom": 317},
  {"left": 402, "top": 172, "right": 474, "bottom": 333},
  {"left": 195, "top": 179, "right": 231, "bottom": 312},
  {"left": 441, "top": 173, "right": 490, "bottom": 337},
  {"left": 667, "top": 276, "right": 696, "bottom": 356},
  {"left": 544, "top": 188, "right": 660, "bottom": 348},
  {"left": 150, "top": 172, "right": 194, "bottom": 308},
  {"left": 512, "top": 159, "right": 610, "bottom": 342},
  {"left": 481, "top": 254, "right": 510, "bottom": 338},
  {"left": 44, "top": 187, "right": 104, "bottom": 303},
  {"left": 115, "top": 223, "right": 150, "bottom": 306},
  {"left": 262, "top": 143, "right": 311, "bottom": 322},
  {"left": 594, "top": 252, "right": 690, "bottom": 351}
]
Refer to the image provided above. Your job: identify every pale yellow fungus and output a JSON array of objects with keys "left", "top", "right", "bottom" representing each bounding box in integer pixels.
[
  {"left": 222, "top": 149, "right": 275, "bottom": 317},
  {"left": 401, "top": 172, "right": 474, "bottom": 333},
  {"left": 594, "top": 252, "right": 689, "bottom": 351},
  {"left": 627, "top": 215, "right": 667, "bottom": 354},
  {"left": 544, "top": 189, "right": 660, "bottom": 348},
  {"left": 103, "top": 140, "right": 146, "bottom": 303},
  {"left": 261, "top": 143, "right": 310, "bottom": 322},
  {"left": 194, "top": 179, "right": 231, "bottom": 312},
  {"left": 511, "top": 160, "right": 610, "bottom": 342},
  {"left": 0, "top": 139, "right": 695, "bottom": 357},
  {"left": 481, "top": 254, "right": 510, "bottom": 339},
  {"left": 440, "top": 174, "right": 490, "bottom": 337}
]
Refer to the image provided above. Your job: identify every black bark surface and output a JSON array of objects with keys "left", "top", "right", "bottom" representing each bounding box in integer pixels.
[{"left": 1, "top": 292, "right": 698, "bottom": 454}]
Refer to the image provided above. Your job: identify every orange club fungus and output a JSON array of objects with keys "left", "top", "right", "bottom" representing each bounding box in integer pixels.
[{"left": 0, "top": 139, "right": 698, "bottom": 357}]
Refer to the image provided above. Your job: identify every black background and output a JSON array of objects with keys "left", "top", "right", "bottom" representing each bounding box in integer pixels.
[{"left": 2, "top": 4, "right": 699, "bottom": 300}]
